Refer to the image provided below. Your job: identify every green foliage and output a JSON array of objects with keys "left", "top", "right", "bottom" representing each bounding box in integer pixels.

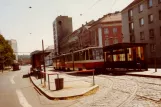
[{"left": 0, "top": 34, "right": 15, "bottom": 66}]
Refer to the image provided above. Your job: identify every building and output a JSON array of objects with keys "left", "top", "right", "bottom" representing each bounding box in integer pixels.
[
  {"left": 44, "top": 45, "right": 55, "bottom": 66},
  {"left": 122, "top": 0, "right": 161, "bottom": 65},
  {"left": 8, "top": 39, "right": 18, "bottom": 61},
  {"left": 66, "top": 12, "right": 122, "bottom": 53},
  {"left": 53, "top": 16, "right": 73, "bottom": 55},
  {"left": 89, "top": 12, "right": 122, "bottom": 47}
]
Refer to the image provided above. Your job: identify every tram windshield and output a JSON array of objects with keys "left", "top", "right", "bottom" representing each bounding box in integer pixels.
[{"left": 90, "top": 48, "right": 103, "bottom": 60}]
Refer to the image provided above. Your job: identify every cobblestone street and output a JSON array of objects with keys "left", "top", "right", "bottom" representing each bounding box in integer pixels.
[{"left": 65, "top": 74, "right": 161, "bottom": 107}]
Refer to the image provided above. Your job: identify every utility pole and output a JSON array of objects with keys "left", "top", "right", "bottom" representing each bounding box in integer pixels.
[{"left": 42, "top": 40, "right": 46, "bottom": 86}]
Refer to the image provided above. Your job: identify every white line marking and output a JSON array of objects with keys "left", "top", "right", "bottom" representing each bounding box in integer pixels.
[
  {"left": 10, "top": 75, "right": 15, "bottom": 84},
  {"left": 16, "top": 89, "right": 32, "bottom": 107}
]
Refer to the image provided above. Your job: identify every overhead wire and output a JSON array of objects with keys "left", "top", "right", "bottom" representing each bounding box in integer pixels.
[
  {"left": 109, "top": 0, "right": 118, "bottom": 13},
  {"left": 80, "top": 0, "right": 103, "bottom": 16}
]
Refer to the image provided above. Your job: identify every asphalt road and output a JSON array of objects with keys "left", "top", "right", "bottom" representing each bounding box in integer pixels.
[{"left": 0, "top": 66, "right": 76, "bottom": 107}]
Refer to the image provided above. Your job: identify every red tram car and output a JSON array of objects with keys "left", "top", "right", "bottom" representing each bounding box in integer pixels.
[{"left": 53, "top": 47, "right": 104, "bottom": 72}]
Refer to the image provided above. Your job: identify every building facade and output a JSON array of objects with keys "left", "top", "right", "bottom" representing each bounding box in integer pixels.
[
  {"left": 63, "top": 12, "right": 122, "bottom": 53},
  {"left": 122, "top": 0, "right": 161, "bottom": 64},
  {"left": 89, "top": 12, "right": 122, "bottom": 47},
  {"left": 53, "top": 16, "right": 73, "bottom": 55},
  {"left": 8, "top": 39, "right": 18, "bottom": 61},
  {"left": 44, "top": 45, "right": 55, "bottom": 66}
]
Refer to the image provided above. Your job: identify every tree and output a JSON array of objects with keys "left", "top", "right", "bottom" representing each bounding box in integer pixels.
[{"left": 0, "top": 34, "right": 15, "bottom": 69}]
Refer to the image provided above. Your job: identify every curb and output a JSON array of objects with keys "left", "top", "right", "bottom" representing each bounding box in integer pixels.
[
  {"left": 29, "top": 76, "right": 99, "bottom": 100},
  {"left": 125, "top": 73, "right": 161, "bottom": 78}
]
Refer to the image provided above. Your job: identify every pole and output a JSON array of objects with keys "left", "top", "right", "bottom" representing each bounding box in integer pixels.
[
  {"left": 93, "top": 69, "right": 95, "bottom": 86},
  {"left": 42, "top": 39, "right": 46, "bottom": 86},
  {"left": 155, "top": 44, "right": 157, "bottom": 72}
]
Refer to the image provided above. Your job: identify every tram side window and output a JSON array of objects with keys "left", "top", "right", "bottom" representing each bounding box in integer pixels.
[
  {"left": 136, "top": 46, "right": 144, "bottom": 60},
  {"left": 65, "top": 55, "right": 72, "bottom": 61},
  {"left": 93, "top": 49, "right": 103, "bottom": 60},
  {"left": 74, "top": 52, "right": 79, "bottom": 61},
  {"left": 79, "top": 51, "right": 85, "bottom": 60},
  {"left": 89, "top": 49, "right": 93, "bottom": 60},
  {"left": 113, "top": 54, "right": 125, "bottom": 61},
  {"left": 86, "top": 50, "right": 89, "bottom": 60},
  {"left": 106, "top": 54, "right": 112, "bottom": 62},
  {"left": 65, "top": 56, "right": 68, "bottom": 62},
  {"left": 69, "top": 55, "right": 72, "bottom": 61},
  {"left": 60, "top": 57, "right": 64, "bottom": 62},
  {"left": 128, "top": 48, "right": 133, "bottom": 61},
  {"left": 99, "top": 49, "right": 103, "bottom": 59}
]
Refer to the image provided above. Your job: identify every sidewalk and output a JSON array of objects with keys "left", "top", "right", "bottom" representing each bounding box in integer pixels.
[
  {"left": 30, "top": 68, "right": 98, "bottom": 100},
  {"left": 125, "top": 68, "right": 161, "bottom": 78}
]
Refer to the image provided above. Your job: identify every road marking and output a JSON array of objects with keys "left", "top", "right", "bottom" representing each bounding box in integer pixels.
[
  {"left": 10, "top": 75, "right": 15, "bottom": 84},
  {"left": 16, "top": 89, "right": 32, "bottom": 107}
]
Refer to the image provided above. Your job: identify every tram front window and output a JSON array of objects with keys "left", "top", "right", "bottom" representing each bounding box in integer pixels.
[{"left": 91, "top": 48, "right": 103, "bottom": 60}]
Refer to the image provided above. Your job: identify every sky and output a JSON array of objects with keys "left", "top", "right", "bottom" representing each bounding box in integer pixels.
[{"left": 0, "top": 0, "right": 133, "bottom": 55}]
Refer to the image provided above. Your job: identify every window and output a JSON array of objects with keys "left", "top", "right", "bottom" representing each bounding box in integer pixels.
[
  {"left": 104, "top": 28, "right": 109, "bottom": 34},
  {"left": 139, "top": 4, "right": 143, "bottom": 12},
  {"left": 92, "top": 48, "right": 103, "bottom": 60},
  {"left": 159, "top": 10, "right": 161, "bottom": 20},
  {"left": 139, "top": 18, "right": 144, "bottom": 26},
  {"left": 140, "top": 32, "right": 145, "bottom": 40},
  {"left": 150, "top": 44, "right": 156, "bottom": 52},
  {"left": 149, "top": 29, "right": 155, "bottom": 38},
  {"left": 113, "top": 28, "right": 117, "bottom": 34},
  {"left": 128, "top": 9, "right": 133, "bottom": 17},
  {"left": 148, "top": 0, "right": 153, "bottom": 8},
  {"left": 129, "top": 22, "right": 134, "bottom": 33},
  {"left": 105, "top": 39, "right": 109, "bottom": 46},
  {"left": 128, "top": 9, "right": 133, "bottom": 21},
  {"left": 113, "top": 38, "right": 118, "bottom": 44},
  {"left": 148, "top": 14, "right": 154, "bottom": 23}
]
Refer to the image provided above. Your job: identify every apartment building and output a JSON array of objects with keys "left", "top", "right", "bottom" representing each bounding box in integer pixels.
[
  {"left": 7, "top": 39, "right": 18, "bottom": 61},
  {"left": 122, "top": 0, "right": 161, "bottom": 64},
  {"left": 89, "top": 12, "right": 122, "bottom": 47},
  {"left": 65, "top": 12, "right": 122, "bottom": 53},
  {"left": 53, "top": 16, "right": 73, "bottom": 55}
]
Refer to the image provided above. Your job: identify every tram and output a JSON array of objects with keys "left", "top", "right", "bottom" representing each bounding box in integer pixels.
[
  {"left": 103, "top": 43, "right": 148, "bottom": 71},
  {"left": 53, "top": 47, "right": 104, "bottom": 72}
]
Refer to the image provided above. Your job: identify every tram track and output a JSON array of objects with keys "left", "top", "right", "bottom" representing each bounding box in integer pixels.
[
  {"left": 64, "top": 73, "right": 161, "bottom": 107},
  {"left": 67, "top": 74, "right": 138, "bottom": 107},
  {"left": 98, "top": 75, "right": 161, "bottom": 107}
]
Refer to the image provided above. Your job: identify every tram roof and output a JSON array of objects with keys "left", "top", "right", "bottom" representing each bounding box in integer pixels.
[
  {"left": 30, "top": 50, "right": 50, "bottom": 56},
  {"left": 73, "top": 46, "right": 102, "bottom": 53},
  {"left": 103, "top": 43, "right": 147, "bottom": 51},
  {"left": 52, "top": 46, "right": 103, "bottom": 59}
]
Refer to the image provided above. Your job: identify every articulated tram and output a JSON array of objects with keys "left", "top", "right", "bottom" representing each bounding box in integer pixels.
[
  {"left": 53, "top": 47, "right": 104, "bottom": 72},
  {"left": 53, "top": 43, "right": 148, "bottom": 73}
]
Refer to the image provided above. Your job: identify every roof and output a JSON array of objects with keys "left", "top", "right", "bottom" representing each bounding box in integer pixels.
[
  {"left": 103, "top": 43, "right": 147, "bottom": 51},
  {"left": 45, "top": 45, "right": 54, "bottom": 50},
  {"left": 90, "top": 12, "right": 122, "bottom": 27},
  {"left": 122, "top": 0, "right": 144, "bottom": 12},
  {"left": 30, "top": 50, "right": 50, "bottom": 56},
  {"left": 100, "top": 13, "right": 121, "bottom": 22}
]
